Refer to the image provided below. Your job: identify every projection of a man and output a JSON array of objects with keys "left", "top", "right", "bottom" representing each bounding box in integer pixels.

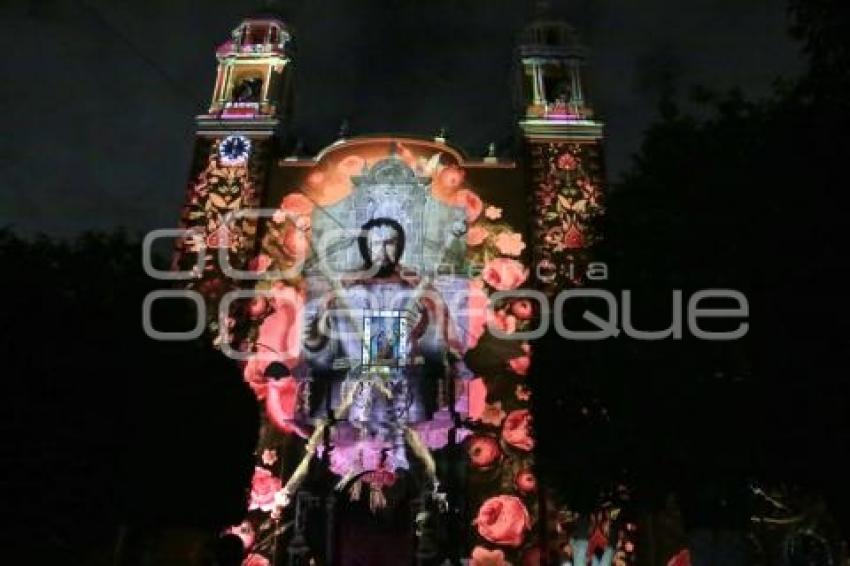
[
  {"left": 282, "top": 216, "right": 461, "bottom": 515},
  {"left": 360, "top": 217, "right": 404, "bottom": 278}
]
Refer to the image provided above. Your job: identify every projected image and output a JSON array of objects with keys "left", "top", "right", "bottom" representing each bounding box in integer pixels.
[
  {"left": 362, "top": 311, "right": 407, "bottom": 366},
  {"left": 223, "top": 138, "right": 540, "bottom": 564}
]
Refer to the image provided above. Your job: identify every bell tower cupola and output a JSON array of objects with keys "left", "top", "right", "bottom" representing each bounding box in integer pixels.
[{"left": 199, "top": 16, "right": 293, "bottom": 132}]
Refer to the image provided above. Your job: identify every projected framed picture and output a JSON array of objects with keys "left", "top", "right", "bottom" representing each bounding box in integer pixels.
[{"left": 362, "top": 310, "right": 408, "bottom": 367}]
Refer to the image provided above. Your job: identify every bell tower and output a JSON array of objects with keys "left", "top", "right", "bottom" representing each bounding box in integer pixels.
[
  {"left": 173, "top": 16, "right": 293, "bottom": 309},
  {"left": 202, "top": 17, "right": 292, "bottom": 126},
  {"left": 518, "top": 1, "right": 605, "bottom": 293}
]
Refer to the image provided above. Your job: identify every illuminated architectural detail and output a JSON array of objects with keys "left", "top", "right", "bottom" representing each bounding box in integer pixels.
[
  {"left": 226, "top": 139, "right": 539, "bottom": 565},
  {"left": 529, "top": 141, "right": 604, "bottom": 292},
  {"left": 220, "top": 135, "right": 252, "bottom": 166},
  {"left": 206, "top": 18, "right": 292, "bottom": 122},
  {"left": 519, "top": 4, "right": 606, "bottom": 292},
  {"left": 172, "top": 9, "right": 621, "bottom": 566},
  {"left": 173, "top": 16, "right": 293, "bottom": 329},
  {"left": 518, "top": 6, "right": 635, "bottom": 565}
]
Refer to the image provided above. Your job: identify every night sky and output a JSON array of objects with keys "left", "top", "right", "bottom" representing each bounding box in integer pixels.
[{"left": 3, "top": 0, "right": 800, "bottom": 237}]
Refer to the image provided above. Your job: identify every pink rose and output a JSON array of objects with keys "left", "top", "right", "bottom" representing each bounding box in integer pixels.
[
  {"left": 508, "top": 355, "right": 530, "bottom": 376},
  {"left": 502, "top": 409, "right": 534, "bottom": 451},
  {"left": 243, "top": 554, "right": 270, "bottom": 566},
  {"left": 454, "top": 188, "right": 484, "bottom": 222},
  {"left": 494, "top": 232, "right": 525, "bottom": 256},
  {"left": 482, "top": 258, "right": 528, "bottom": 291},
  {"left": 474, "top": 495, "right": 531, "bottom": 547},
  {"left": 515, "top": 469, "right": 537, "bottom": 494},
  {"left": 467, "top": 435, "right": 502, "bottom": 469},
  {"left": 249, "top": 467, "right": 282, "bottom": 511},
  {"left": 471, "top": 546, "right": 511, "bottom": 566},
  {"left": 280, "top": 193, "right": 314, "bottom": 216},
  {"left": 467, "top": 226, "right": 489, "bottom": 246},
  {"left": 557, "top": 152, "right": 578, "bottom": 171},
  {"left": 511, "top": 299, "right": 534, "bottom": 320}
]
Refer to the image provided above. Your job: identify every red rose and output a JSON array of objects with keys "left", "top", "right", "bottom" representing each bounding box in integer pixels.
[
  {"left": 502, "top": 409, "right": 534, "bottom": 451},
  {"left": 482, "top": 258, "right": 529, "bottom": 291},
  {"left": 467, "top": 435, "right": 502, "bottom": 469},
  {"left": 248, "top": 467, "right": 282, "bottom": 511},
  {"left": 474, "top": 495, "right": 531, "bottom": 547},
  {"left": 511, "top": 299, "right": 534, "bottom": 320},
  {"left": 280, "top": 193, "right": 314, "bottom": 216},
  {"left": 515, "top": 469, "right": 537, "bottom": 494},
  {"left": 454, "top": 188, "right": 484, "bottom": 222}
]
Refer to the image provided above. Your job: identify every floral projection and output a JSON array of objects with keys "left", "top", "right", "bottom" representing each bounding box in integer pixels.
[
  {"left": 529, "top": 142, "right": 604, "bottom": 292},
  {"left": 203, "top": 138, "right": 544, "bottom": 564},
  {"left": 173, "top": 139, "right": 269, "bottom": 331}
]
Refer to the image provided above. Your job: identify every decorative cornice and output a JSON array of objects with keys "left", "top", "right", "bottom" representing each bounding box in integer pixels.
[{"left": 519, "top": 119, "right": 604, "bottom": 141}]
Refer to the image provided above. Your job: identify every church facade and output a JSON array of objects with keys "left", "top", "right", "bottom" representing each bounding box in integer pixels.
[{"left": 171, "top": 12, "right": 631, "bottom": 566}]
